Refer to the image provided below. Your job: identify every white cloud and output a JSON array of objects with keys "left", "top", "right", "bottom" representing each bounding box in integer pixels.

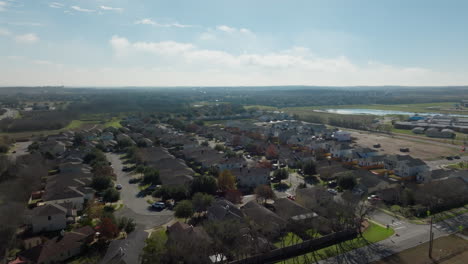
[
  {"left": 135, "top": 18, "right": 193, "bottom": 28},
  {"left": 100, "top": 6, "right": 123, "bottom": 12},
  {"left": 15, "top": 33, "right": 39, "bottom": 43},
  {"left": 0, "top": 27, "right": 10, "bottom": 36},
  {"left": 71, "top": 6, "right": 95, "bottom": 13},
  {"left": 0, "top": 1, "right": 7, "bottom": 11},
  {"left": 49, "top": 2, "right": 63, "bottom": 9},
  {"left": 217, "top": 25, "right": 253, "bottom": 35},
  {"left": 101, "top": 36, "right": 468, "bottom": 86},
  {"left": 32, "top": 60, "right": 53, "bottom": 65}
]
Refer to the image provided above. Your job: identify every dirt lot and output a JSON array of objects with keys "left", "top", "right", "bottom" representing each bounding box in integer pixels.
[
  {"left": 374, "top": 235, "right": 468, "bottom": 264},
  {"left": 350, "top": 131, "right": 461, "bottom": 161}
]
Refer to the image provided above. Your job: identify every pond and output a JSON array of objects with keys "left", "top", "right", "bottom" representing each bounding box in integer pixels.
[{"left": 315, "top": 108, "right": 468, "bottom": 118}]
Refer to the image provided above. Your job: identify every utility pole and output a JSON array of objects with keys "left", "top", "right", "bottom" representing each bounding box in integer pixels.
[{"left": 428, "top": 216, "right": 434, "bottom": 259}]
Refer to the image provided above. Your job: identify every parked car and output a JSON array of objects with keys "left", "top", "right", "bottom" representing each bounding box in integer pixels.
[
  {"left": 151, "top": 202, "right": 165, "bottom": 210},
  {"left": 270, "top": 177, "right": 281, "bottom": 183},
  {"left": 122, "top": 166, "right": 132, "bottom": 172},
  {"left": 287, "top": 195, "right": 296, "bottom": 201},
  {"left": 327, "top": 189, "right": 338, "bottom": 195},
  {"left": 367, "top": 195, "right": 381, "bottom": 201},
  {"left": 115, "top": 184, "right": 123, "bottom": 190},
  {"left": 446, "top": 156, "right": 453, "bottom": 160},
  {"left": 454, "top": 156, "right": 461, "bottom": 159}
]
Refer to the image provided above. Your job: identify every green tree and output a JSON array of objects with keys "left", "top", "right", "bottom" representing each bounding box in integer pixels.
[
  {"left": 174, "top": 200, "right": 194, "bottom": 220},
  {"left": 337, "top": 175, "right": 356, "bottom": 190},
  {"left": 273, "top": 168, "right": 289, "bottom": 180},
  {"left": 302, "top": 161, "right": 317, "bottom": 176},
  {"left": 255, "top": 185, "right": 275, "bottom": 204},
  {"left": 141, "top": 231, "right": 168, "bottom": 264},
  {"left": 91, "top": 175, "right": 112, "bottom": 191},
  {"left": 142, "top": 168, "right": 161, "bottom": 185},
  {"left": 218, "top": 170, "right": 236, "bottom": 191},
  {"left": 192, "top": 193, "right": 214, "bottom": 213},
  {"left": 103, "top": 188, "right": 120, "bottom": 203},
  {"left": 191, "top": 175, "right": 217, "bottom": 195},
  {"left": 214, "top": 144, "right": 225, "bottom": 152}
]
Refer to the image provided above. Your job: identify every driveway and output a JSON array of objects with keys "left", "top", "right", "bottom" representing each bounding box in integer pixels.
[{"left": 101, "top": 153, "right": 174, "bottom": 264}]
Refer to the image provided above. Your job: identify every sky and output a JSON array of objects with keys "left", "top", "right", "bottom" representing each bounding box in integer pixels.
[{"left": 1, "top": 0, "right": 468, "bottom": 86}]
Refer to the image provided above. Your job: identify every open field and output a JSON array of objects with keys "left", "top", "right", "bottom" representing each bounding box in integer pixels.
[
  {"left": 246, "top": 102, "right": 465, "bottom": 114},
  {"left": 0, "top": 117, "right": 122, "bottom": 140},
  {"left": 283, "top": 102, "right": 464, "bottom": 114},
  {"left": 374, "top": 234, "right": 468, "bottom": 264},
  {"left": 350, "top": 131, "right": 462, "bottom": 161}
]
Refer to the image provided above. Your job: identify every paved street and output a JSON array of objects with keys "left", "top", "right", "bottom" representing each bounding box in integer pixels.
[{"left": 101, "top": 153, "right": 174, "bottom": 264}]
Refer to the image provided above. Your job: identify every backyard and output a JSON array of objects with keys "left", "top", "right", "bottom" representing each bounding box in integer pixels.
[{"left": 277, "top": 222, "right": 395, "bottom": 264}]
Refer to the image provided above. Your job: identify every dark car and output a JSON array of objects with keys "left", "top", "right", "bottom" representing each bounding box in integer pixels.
[
  {"left": 454, "top": 156, "right": 461, "bottom": 159},
  {"left": 151, "top": 202, "right": 165, "bottom": 211},
  {"left": 446, "top": 156, "right": 453, "bottom": 160}
]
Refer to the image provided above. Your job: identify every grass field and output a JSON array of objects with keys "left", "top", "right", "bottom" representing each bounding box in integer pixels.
[
  {"left": 283, "top": 102, "right": 463, "bottom": 114},
  {"left": 0, "top": 116, "right": 122, "bottom": 140},
  {"left": 446, "top": 162, "right": 468, "bottom": 170},
  {"left": 374, "top": 234, "right": 468, "bottom": 264},
  {"left": 277, "top": 222, "right": 394, "bottom": 264},
  {"left": 150, "top": 227, "right": 168, "bottom": 240}
]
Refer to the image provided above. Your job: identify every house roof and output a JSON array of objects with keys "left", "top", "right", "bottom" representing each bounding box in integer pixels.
[
  {"left": 242, "top": 201, "right": 286, "bottom": 230},
  {"left": 272, "top": 198, "right": 317, "bottom": 221},
  {"left": 31, "top": 204, "right": 67, "bottom": 217},
  {"left": 20, "top": 226, "right": 95, "bottom": 263},
  {"left": 207, "top": 199, "right": 244, "bottom": 221}
]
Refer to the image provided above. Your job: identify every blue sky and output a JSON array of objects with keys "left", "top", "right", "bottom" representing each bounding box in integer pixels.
[{"left": 0, "top": 0, "right": 467, "bottom": 86}]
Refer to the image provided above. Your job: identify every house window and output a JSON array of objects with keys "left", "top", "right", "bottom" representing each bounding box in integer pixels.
[{"left": 48, "top": 216, "right": 51, "bottom": 221}]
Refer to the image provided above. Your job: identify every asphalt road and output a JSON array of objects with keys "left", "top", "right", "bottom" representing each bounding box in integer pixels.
[
  {"left": 318, "top": 211, "right": 468, "bottom": 264},
  {"left": 101, "top": 153, "right": 174, "bottom": 264}
]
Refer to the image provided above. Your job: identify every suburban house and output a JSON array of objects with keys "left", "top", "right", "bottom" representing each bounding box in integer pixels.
[
  {"left": 241, "top": 201, "right": 286, "bottom": 237},
  {"left": 39, "top": 141, "right": 66, "bottom": 157},
  {"left": 357, "top": 155, "right": 385, "bottom": 168},
  {"left": 272, "top": 198, "right": 317, "bottom": 222},
  {"left": 330, "top": 143, "right": 354, "bottom": 159},
  {"left": 332, "top": 130, "right": 351, "bottom": 142},
  {"left": 295, "top": 187, "right": 334, "bottom": 217},
  {"left": 207, "top": 199, "right": 245, "bottom": 222},
  {"left": 352, "top": 170, "right": 397, "bottom": 195},
  {"left": 216, "top": 157, "right": 247, "bottom": 172},
  {"left": 17, "top": 226, "right": 95, "bottom": 264},
  {"left": 166, "top": 222, "right": 213, "bottom": 263},
  {"left": 31, "top": 204, "right": 67, "bottom": 233},
  {"left": 425, "top": 128, "right": 456, "bottom": 138},
  {"left": 384, "top": 155, "right": 429, "bottom": 179},
  {"left": 137, "top": 147, "right": 195, "bottom": 186},
  {"left": 232, "top": 167, "right": 270, "bottom": 189}
]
